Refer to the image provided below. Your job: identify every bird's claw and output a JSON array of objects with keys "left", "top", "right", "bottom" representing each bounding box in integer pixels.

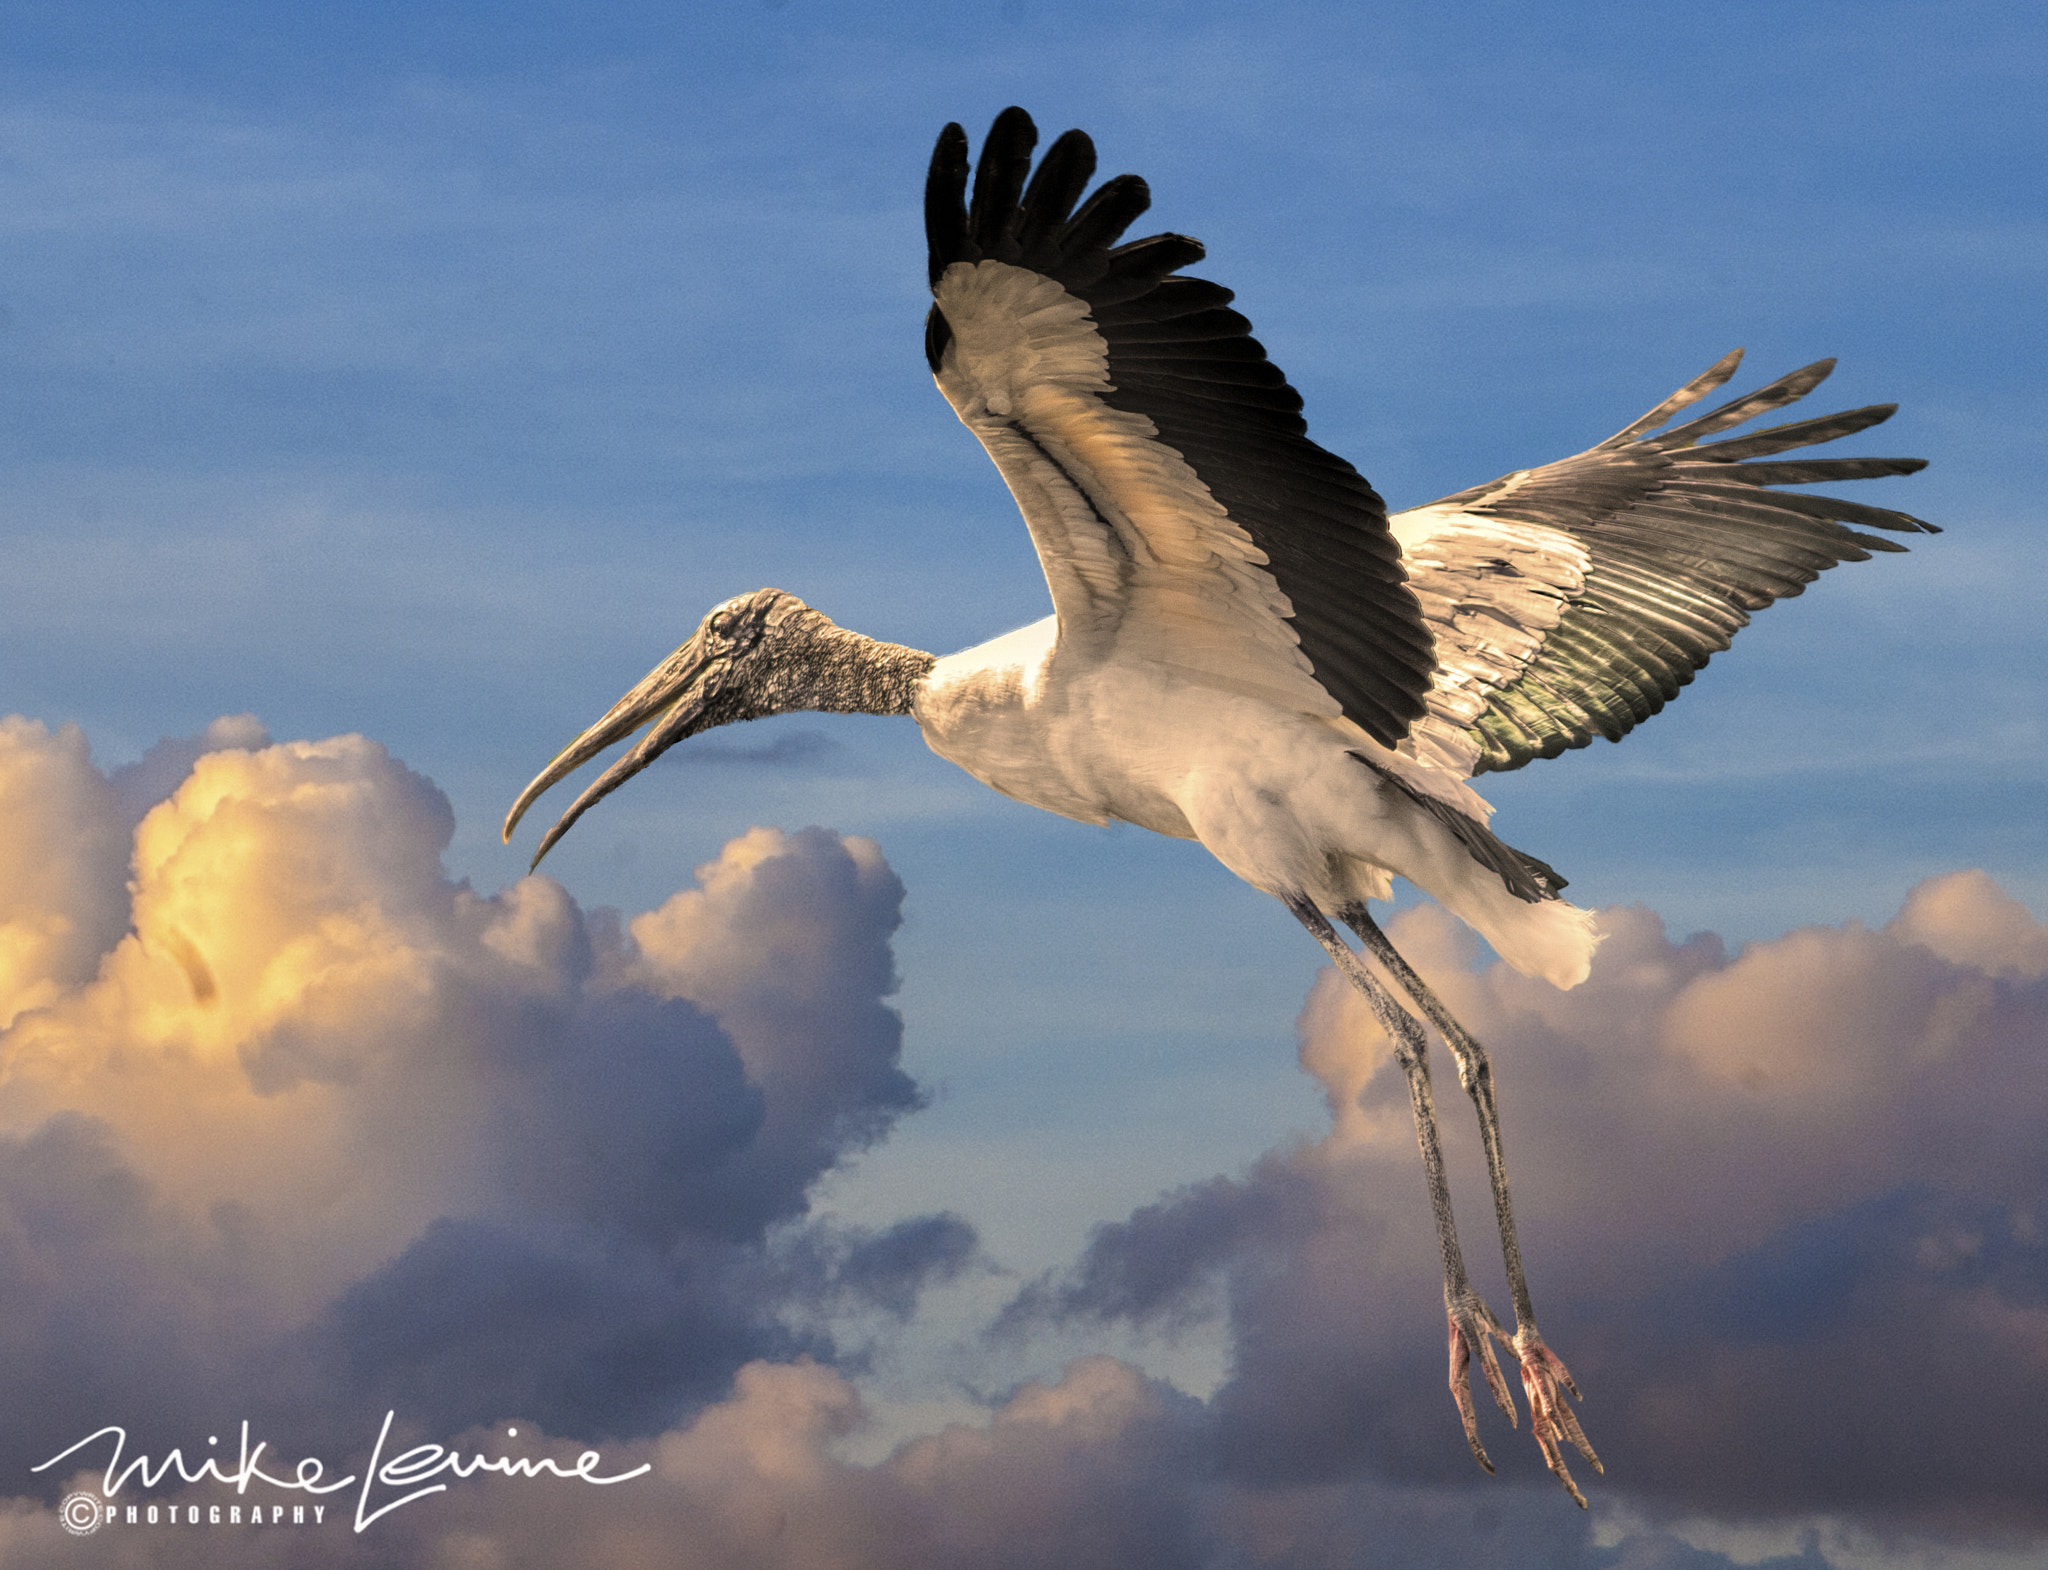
[
  {"left": 1511, "top": 1323, "right": 1601, "bottom": 1508},
  {"left": 1446, "top": 1291, "right": 1516, "bottom": 1473}
]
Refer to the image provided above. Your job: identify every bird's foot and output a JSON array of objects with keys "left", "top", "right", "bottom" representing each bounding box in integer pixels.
[
  {"left": 1510, "top": 1323, "right": 1600, "bottom": 1508},
  {"left": 1446, "top": 1290, "right": 1516, "bottom": 1473}
]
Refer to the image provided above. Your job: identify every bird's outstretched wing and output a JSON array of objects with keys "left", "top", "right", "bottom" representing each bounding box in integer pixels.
[
  {"left": 1389, "top": 350, "right": 1938, "bottom": 777},
  {"left": 925, "top": 108, "right": 1435, "bottom": 748}
]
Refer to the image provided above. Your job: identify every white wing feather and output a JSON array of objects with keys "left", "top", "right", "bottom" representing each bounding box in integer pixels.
[{"left": 1389, "top": 501, "right": 1588, "bottom": 778}]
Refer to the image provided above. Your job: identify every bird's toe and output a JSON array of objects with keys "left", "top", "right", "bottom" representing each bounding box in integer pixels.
[
  {"left": 1510, "top": 1323, "right": 1600, "bottom": 1508},
  {"left": 1446, "top": 1291, "right": 1516, "bottom": 1472}
]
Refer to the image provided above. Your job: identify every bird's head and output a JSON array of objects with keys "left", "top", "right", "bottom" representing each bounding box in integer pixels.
[{"left": 503, "top": 586, "right": 830, "bottom": 869}]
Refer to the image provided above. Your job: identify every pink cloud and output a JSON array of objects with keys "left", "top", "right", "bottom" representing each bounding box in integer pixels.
[{"left": 1025, "top": 878, "right": 2048, "bottom": 1528}]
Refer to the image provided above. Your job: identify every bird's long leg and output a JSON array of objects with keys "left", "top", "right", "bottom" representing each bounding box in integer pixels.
[
  {"left": 1282, "top": 896, "right": 1516, "bottom": 1473},
  {"left": 1337, "top": 901, "right": 1601, "bottom": 1507}
]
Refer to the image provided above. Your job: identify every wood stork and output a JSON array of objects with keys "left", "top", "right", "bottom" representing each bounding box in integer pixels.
[{"left": 504, "top": 108, "right": 1937, "bottom": 1505}]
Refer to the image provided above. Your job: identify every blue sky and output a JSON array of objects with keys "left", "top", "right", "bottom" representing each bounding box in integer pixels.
[{"left": 2, "top": 2, "right": 2045, "bottom": 1565}]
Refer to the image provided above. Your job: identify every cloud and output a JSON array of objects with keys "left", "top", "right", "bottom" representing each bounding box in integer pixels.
[
  {"left": 4, "top": 1356, "right": 1188, "bottom": 1570},
  {"left": 663, "top": 729, "right": 840, "bottom": 769},
  {"left": 0, "top": 717, "right": 963, "bottom": 1482},
  {"left": 3, "top": 710, "right": 2045, "bottom": 1568},
  {"left": 612, "top": 821, "right": 926, "bottom": 1239},
  {"left": 106, "top": 713, "right": 273, "bottom": 828},
  {"left": 6, "top": 1351, "right": 1922, "bottom": 1570},
  {"left": 0, "top": 718, "right": 128, "bottom": 1029},
  {"left": 1012, "top": 880, "right": 2048, "bottom": 1529}
]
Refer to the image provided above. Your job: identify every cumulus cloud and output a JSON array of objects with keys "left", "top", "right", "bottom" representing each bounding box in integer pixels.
[
  {"left": 6, "top": 1356, "right": 1220, "bottom": 1570},
  {"left": 1016, "top": 880, "right": 2048, "bottom": 1530},
  {"left": 3, "top": 709, "right": 2045, "bottom": 1570},
  {"left": 0, "top": 718, "right": 965, "bottom": 1485},
  {"left": 0, "top": 718, "right": 128, "bottom": 1029},
  {"left": 4, "top": 1351, "right": 1904, "bottom": 1570}
]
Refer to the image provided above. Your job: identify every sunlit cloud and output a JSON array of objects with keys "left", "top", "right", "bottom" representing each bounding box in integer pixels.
[
  {"left": 2, "top": 713, "right": 2043, "bottom": 1568},
  {"left": 0, "top": 717, "right": 963, "bottom": 1488}
]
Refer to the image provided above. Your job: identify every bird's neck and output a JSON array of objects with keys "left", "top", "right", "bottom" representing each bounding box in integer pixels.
[{"left": 745, "top": 623, "right": 936, "bottom": 721}]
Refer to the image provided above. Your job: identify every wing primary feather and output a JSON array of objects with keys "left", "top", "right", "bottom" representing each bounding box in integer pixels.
[
  {"left": 969, "top": 107, "right": 1038, "bottom": 254},
  {"left": 1104, "top": 232, "right": 1208, "bottom": 281},
  {"left": 1693, "top": 404, "right": 1899, "bottom": 462},
  {"left": 925, "top": 123, "right": 970, "bottom": 286},
  {"left": 1060, "top": 173, "right": 1154, "bottom": 258},
  {"left": 1691, "top": 457, "right": 1927, "bottom": 486},
  {"left": 1656, "top": 359, "right": 1836, "bottom": 448},
  {"left": 1597, "top": 347, "right": 1747, "bottom": 447},
  {"left": 1015, "top": 128, "right": 1097, "bottom": 255},
  {"left": 1675, "top": 481, "right": 1937, "bottom": 535}
]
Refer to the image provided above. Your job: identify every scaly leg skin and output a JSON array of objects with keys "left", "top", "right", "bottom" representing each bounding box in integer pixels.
[
  {"left": 1283, "top": 896, "right": 1516, "bottom": 1472},
  {"left": 1340, "top": 903, "right": 1602, "bottom": 1507}
]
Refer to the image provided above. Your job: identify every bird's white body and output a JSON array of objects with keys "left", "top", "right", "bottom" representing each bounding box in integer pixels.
[
  {"left": 915, "top": 615, "right": 1600, "bottom": 988},
  {"left": 917, "top": 254, "right": 1605, "bottom": 986}
]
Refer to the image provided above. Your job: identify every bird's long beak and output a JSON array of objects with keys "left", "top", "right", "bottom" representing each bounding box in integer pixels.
[{"left": 503, "top": 628, "right": 718, "bottom": 870}]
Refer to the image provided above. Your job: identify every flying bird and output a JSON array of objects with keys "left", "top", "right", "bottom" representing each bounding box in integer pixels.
[{"left": 505, "top": 108, "right": 1936, "bottom": 1505}]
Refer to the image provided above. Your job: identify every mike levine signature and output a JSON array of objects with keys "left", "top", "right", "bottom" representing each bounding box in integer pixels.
[{"left": 33, "top": 1413, "right": 651, "bottom": 1532}]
